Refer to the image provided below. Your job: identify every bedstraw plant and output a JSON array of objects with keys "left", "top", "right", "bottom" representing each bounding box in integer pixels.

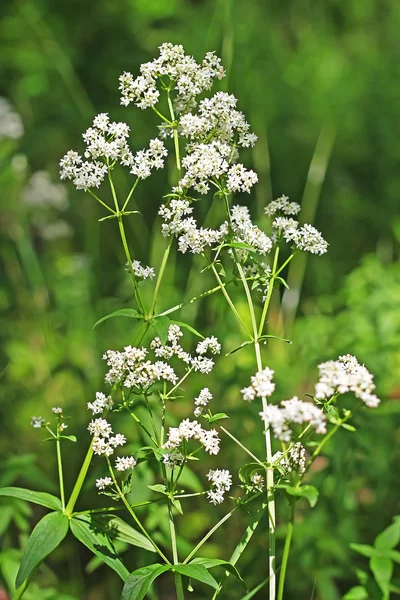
[{"left": 0, "top": 43, "right": 381, "bottom": 600}]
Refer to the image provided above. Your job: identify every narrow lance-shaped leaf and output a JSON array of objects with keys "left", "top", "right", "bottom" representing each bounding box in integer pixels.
[
  {"left": 93, "top": 308, "right": 143, "bottom": 329},
  {"left": 189, "top": 557, "right": 247, "bottom": 589},
  {"left": 121, "top": 564, "right": 170, "bottom": 600},
  {"left": 0, "top": 487, "right": 62, "bottom": 511},
  {"left": 174, "top": 563, "right": 218, "bottom": 589},
  {"left": 70, "top": 514, "right": 129, "bottom": 581},
  {"left": 16, "top": 511, "right": 69, "bottom": 588}
]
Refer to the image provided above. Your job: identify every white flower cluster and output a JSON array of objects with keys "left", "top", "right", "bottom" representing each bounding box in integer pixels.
[
  {"left": 194, "top": 388, "right": 213, "bottom": 417},
  {"left": 265, "top": 195, "right": 328, "bottom": 255},
  {"left": 196, "top": 337, "right": 221, "bottom": 355},
  {"left": 315, "top": 354, "right": 380, "bottom": 408},
  {"left": 103, "top": 345, "right": 178, "bottom": 389},
  {"left": 129, "top": 138, "right": 167, "bottom": 179},
  {"left": 241, "top": 366, "right": 276, "bottom": 402},
  {"left": 176, "top": 141, "right": 257, "bottom": 196},
  {"left": 30, "top": 416, "right": 46, "bottom": 428},
  {"left": 88, "top": 392, "right": 114, "bottom": 415},
  {"left": 127, "top": 260, "right": 156, "bottom": 280},
  {"left": 259, "top": 397, "right": 327, "bottom": 442},
  {"left": 180, "top": 92, "right": 257, "bottom": 148},
  {"left": 104, "top": 326, "right": 219, "bottom": 391},
  {"left": 271, "top": 443, "right": 306, "bottom": 476},
  {"left": 115, "top": 455, "right": 137, "bottom": 472},
  {"left": 119, "top": 43, "right": 225, "bottom": 113},
  {"left": 88, "top": 418, "right": 127, "bottom": 456},
  {"left": 207, "top": 469, "right": 232, "bottom": 505},
  {"left": 163, "top": 419, "right": 220, "bottom": 456},
  {"left": 251, "top": 473, "right": 265, "bottom": 492},
  {"left": 159, "top": 199, "right": 224, "bottom": 254},
  {"left": 52, "top": 407, "right": 63, "bottom": 414},
  {"left": 162, "top": 449, "right": 185, "bottom": 469},
  {"left": 96, "top": 477, "right": 113, "bottom": 490},
  {"left": 284, "top": 223, "right": 328, "bottom": 255},
  {"left": 265, "top": 195, "right": 301, "bottom": 217},
  {"left": 230, "top": 205, "right": 273, "bottom": 255},
  {"left": 60, "top": 114, "right": 167, "bottom": 189}
]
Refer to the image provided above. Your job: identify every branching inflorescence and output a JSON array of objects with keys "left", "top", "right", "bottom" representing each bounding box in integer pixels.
[{"left": 8, "top": 42, "right": 380, "bottom": 600}]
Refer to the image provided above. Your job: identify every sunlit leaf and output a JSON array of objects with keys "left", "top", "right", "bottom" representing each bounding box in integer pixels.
[{"left": 0, "top": 487, "right": 62, "bottom": 511}]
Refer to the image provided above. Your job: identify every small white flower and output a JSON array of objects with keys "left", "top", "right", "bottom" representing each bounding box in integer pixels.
[
  {"left": 196, "top": 337, "right": 221, "bottom": 355},
  {"left": 96, "top": 477, "right": 113, "bottom": 490},
  {"left": 115, "top": 456, "right": 137, "bottom": 472},
  {"left": 88, "top": 392, "right": 114, "bottom": 415},
  {"left": 30, "top": 416, "right": 46, "bottom": 428},
  {"left": 241, "top": 367, "right": 275, "bottom": 402},
  {"left": 52, "top": 407, "right": 63, "bottom": 414},
  {"left": 207, "top": 468, "right": 232, "bottom": 505}
]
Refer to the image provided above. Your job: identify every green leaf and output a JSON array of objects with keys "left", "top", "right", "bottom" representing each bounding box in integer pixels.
[
  {"left": 16, "top": 511, "right": 69, "bottom": 588},
  {"left": 70, "top": 514, "right": 129, "bottom": 580},
  {"left": 375, "top": 518, "right": 400, "bottom": 549},
  {"left": 98, "top": 515, "right": 155, "bottom": 553},
  {"left": 150, "top": 316, "right": 170, "bottom": 345},
  {"left": 189, "top": 557, "right": 247, "bottom": 589},
  {"left": 350, "top": 544, "right": 380, "bottom": 558},
  {"left": 147, "top": 484, "right": 168, "bottom": 495},
  {"left": 169, "top": 320, "right": 205, "bottom": 339},
  {"left": 225, "top": 340, "right": 253, "bottom": 356},
  {"left": 174, "top": 563, "right": 218, "bottom": 589},
  {"left": 0, "top": 487, "right": 62, "bottom": 511},
  {"left": 94, "top": 308, "right": 143, "bottom": 328},
  {"left": 285, "top": 485, "right": 319, "bottom": 507},
  {"left": 259, "top": 334, "right": 292, "bottom": 344},
  {"left": 370, "top": 556, "right": 393, "bottom": 597},
  {"left": 171, "top": 497, "right": 183, "bottom": 515},
  {"left": 342, "top": 586, "right": 369, "bottom": 599},
  {"left": 208, "top": 413, "right": 230, "bottom": 423},
  {"left": 121, "top": 564, "right": 170, "bottom": 600},
  {"left": 238, "top": 463, "right": 263, "bottom": 485},
  {"left": 341, "top": 423, "right": 356, "bottom": 432}
]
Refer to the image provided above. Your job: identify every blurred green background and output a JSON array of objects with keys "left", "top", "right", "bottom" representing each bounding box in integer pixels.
[{"left": 1, "top": 0, "right": 400, "bottom": 598}]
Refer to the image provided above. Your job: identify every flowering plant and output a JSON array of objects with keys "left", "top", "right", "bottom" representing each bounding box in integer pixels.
[{"left": 1, "top": 43, "right": 380, "bottom": 600}]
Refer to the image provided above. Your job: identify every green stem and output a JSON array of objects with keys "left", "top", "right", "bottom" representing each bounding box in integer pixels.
[
  {"left": 167, "top": 92, "right": 181, "bottom": 172},
  {"left": 183, "top": 507, "right": 238, "bottom": 564},
  {"left": 149, "top": 238, "right": 173, "bottom": 317},
  {"left": 106, "top": 458, "right": 170, "bottom": 564},
  {"left": 168, "top": 503, "right": 185, "bottom": 600},
  {"left": 210, "top": 261, "right": 251, "bottom": 337},
  {"left": 87, "top": 188, "right": 116, "bottom": 214},
  {"left": 211, "top": 501, "right": 268, "bottom": 599},
  {"left": 258, "top": 246, "right": 280, "bottom": 337},
  {"left": 277, "top": 501, "right": 296, "bottom": 600},
  {"left": 224, "top": 192, "right": 277, "bottom": 599},
  {"left": 165, "top": 369, "right": 193, "bottom": 399},
  {"left": 219, "top": 425, "right": 265, "bottom": 468},
  {"left": 155, "top": 280, "right": 234, "bottom": 318},
  {"left": 121, "top": 177, "right": 140, "bottom": 212},
  {"left": 304, "top": 413, "right": 351, "bottom": 477},
  {"left": 151, "top": 105, "right": 173, "bottom": 125},
  {"left": 108, "top": 170, "right": 145, "bottom": 313},
  {"left": 65, "top": 444, "right": 93, "bottom": 517},
  {"left": 56, "top": 436, "right": 65, "bottom": 511}
]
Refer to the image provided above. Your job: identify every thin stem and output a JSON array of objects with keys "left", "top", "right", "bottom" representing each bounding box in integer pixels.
[
  {"left": 224, "top": 192, "right": 277, "bottom": 600},
  {"left": 210, "top": 261, "right": 251, "bottom": 336},
  {"left": 149, "top": 238, "right": 173, "bottom": 317},
  {"left": 155, "top": 280, "right": 234, "bottom": 318},
  {"left": 165, "top": 369, "right": 193, "bottom": 399},
  {"left": 219, "top": 425, "right": 265, "bottom": 469},
  {"left": 106, "top": 458, "right": 170, "bottom": 564},
  {"left": 258, "top": 246, "right": 280, "bottom": 337},
  {"left": 304, "top": 414, "right": 351, "bottom": 477},
  {"left": 121, "top": 177, "right": 140, "bottom": 212},
  {"left": 167, "top": 92, "right": 181, "bottom": 172},
  {"left": 56, "top": 436, "right": 65, "bottom": 511},
  {"left": 87, "top": 188, "right": 115, "bottom": 214},
  {"left": 108, "top": 170, "right": 145, "bottom": 313},
  {"left": 183, "top": 507, "right": 238, "bottom": 564},
  {"left": 151, "top": 105, "right": 173, "bottom": 125},
  {"left": 277, "top": 501, "right": 296, "bottom": 600},
  {"left": 168, "top": 503, "right": 185, "bottom": 600},
  {"left": 65, "top": 444, "right": 93, "bottom": 516}
]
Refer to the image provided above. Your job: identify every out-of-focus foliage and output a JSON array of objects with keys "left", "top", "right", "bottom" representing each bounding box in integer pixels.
[{"left": 1, "top": 0, "right": 399, "bottom": 598}]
